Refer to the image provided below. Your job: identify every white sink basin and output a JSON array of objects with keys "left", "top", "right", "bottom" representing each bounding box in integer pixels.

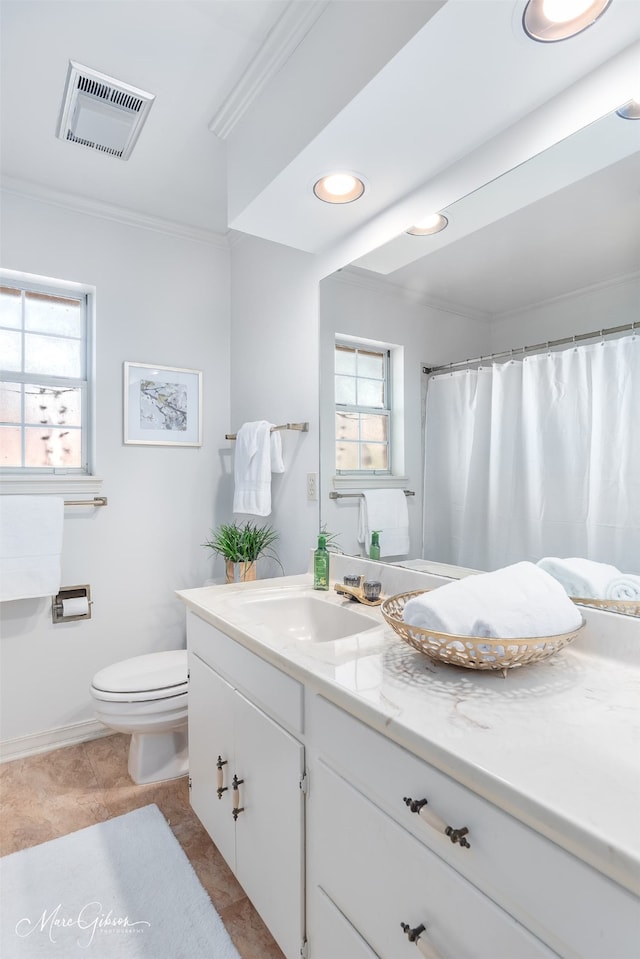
[{"left": 234, "top": 591, "right": 380, "bottom": 643}]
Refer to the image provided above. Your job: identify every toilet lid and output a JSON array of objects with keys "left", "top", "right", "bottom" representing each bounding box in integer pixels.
[{"left": 92, "top": 650, "right": 187, "bottom": 694}]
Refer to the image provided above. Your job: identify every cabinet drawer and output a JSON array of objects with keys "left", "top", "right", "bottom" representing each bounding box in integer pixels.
[
  {"left": 188, "top": 611, "right": 303, "bottom": 733},
  {"left": 311, "top": 887, "right": 380, "bottom": 959},
  {"left": 310, "top": 695, "right": 640, "bottom": 959},
  {"left": 310, "top": 758, "right": 557, "bottom": 959}
]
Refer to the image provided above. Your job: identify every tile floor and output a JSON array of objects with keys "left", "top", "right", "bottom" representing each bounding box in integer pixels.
[{"left": 0, "top": 733, "right": 285, "bottom": 959}]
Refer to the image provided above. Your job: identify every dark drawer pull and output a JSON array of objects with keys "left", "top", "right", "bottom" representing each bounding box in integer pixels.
[
  {"left": 401, "top": 921, "right": 444, "bottom": 958},
  {"left": 403, "top": 796, "right": 471, "bottom": 848}
]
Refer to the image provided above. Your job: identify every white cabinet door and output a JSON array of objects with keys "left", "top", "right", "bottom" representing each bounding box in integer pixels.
[
  {"left": 234, "top": 688, "right": 305, "bottom": 959},
  {"left": 188, "top": 649, "right": 305, "bottom": 959},
  {"left": 188, "top": 651, "right": 236, "bottom": 868}
]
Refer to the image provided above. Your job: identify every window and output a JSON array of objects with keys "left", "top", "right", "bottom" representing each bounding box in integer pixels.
[
  {"left": 335, "top": 340, "right": 391, "bottom": 473},
  {"left": 0, "top": 273, "right": 93, "bottom": 474}
]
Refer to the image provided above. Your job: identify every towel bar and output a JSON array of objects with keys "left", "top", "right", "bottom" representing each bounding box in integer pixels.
[
  {"left": 225, "top": 422, "right": 309, "bottom": 440},
  {"left": 64, "top": 497, "right": 108, "bottom": 507},
  {"left": 329, "top": 490, "right": 414, "bottom": 499}
]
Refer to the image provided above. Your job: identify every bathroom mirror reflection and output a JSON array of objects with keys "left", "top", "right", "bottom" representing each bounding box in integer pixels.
[{"left": 319, "top": 107, "right": 640, "bottom": 615}]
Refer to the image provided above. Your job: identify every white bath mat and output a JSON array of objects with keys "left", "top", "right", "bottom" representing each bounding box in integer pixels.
[{"left": 0, "top": 803, "right": 240, "bottom": 958}]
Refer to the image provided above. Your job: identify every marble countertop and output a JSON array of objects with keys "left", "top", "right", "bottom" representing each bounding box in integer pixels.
[{"left": 177, "top": 556, "right": 640, "bottom": 898}]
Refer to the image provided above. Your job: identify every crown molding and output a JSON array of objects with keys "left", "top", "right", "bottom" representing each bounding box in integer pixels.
[
  {"left": 332, "top": 266, "right": 493, "bottom": 323},
  {"left": 209, "top": 0, "right": 329, "bottom": 140},
  {"left": 494, "top": 269, "right": 640, "bottom": 321},
  {"left": 1, "top": 176, "right": 230, "bottom": 248}
]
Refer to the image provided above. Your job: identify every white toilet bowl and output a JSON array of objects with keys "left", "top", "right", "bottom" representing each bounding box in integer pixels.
[{"left": 90, "top": 650, "right": 188, "bottom": 785}]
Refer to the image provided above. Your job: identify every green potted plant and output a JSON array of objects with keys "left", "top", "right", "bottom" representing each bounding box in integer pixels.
[{"left": 203, "top": 521, "right": 281, "bottom": 582}]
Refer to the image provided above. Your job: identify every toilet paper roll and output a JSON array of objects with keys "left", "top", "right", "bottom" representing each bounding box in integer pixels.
[{"left": 62, "top": 596, "right": 89, "bottom": 617}]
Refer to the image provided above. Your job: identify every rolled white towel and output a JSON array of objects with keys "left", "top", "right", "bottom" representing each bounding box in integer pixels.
[
  {"left": 536, "top": 557, "right": 621, "bottom": 600},
  {"left": 403, "top": 561, "right": 583, "bottom": 639},
  {"left": 605, "top": 575, "right": 640, "bottom": 601}
]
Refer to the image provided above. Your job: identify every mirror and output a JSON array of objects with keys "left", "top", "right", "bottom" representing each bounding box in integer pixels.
[{"left": 319, "top": 107, "right": 640, "bottom": 614}]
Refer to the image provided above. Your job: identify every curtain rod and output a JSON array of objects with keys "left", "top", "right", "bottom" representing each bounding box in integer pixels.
[{"left": 423, "top": 321, "right": 636, "bottom": 375}]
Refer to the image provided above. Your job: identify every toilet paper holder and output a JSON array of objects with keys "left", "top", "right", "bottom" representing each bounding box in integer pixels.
[{"left": 52, "top": 585, "right": 92, "bottom": 623}]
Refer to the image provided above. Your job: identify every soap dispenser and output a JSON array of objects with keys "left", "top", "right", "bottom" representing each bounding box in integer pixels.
[
  {"left": 369, "top": 530, "right": 381, "bottom": 560},
  {"left": 314, "top": 535, "right": 330, "bottom": 590}
]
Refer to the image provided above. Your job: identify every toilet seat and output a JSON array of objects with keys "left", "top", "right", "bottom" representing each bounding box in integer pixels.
[{"left": 91, "top": 650, "right": 187, "bottom": 703}]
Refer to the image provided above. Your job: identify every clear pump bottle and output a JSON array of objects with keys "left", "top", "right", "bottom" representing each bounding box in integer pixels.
[{"left": 313, "top": 535, "right": 330, "bottom": 590}]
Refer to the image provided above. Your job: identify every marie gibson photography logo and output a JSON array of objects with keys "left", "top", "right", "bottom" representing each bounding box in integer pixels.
[{"left": 15, "top": 901, "right": 151, "bottom": 948}]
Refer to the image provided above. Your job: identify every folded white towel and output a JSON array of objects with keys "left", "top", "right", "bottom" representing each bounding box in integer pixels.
[
  {"left": 403, "top": 561, "right": 583, "bottom": 638},
  {"left": 536, "top": 557, "right": 621, "bottom": 599},
  {"left": 233, "top": 421, "right": 284, "bottom": 516},
  {"left": 605, "top": 575, "right": 640, "bottom": 601},
  {"left": 357, "top": 489, "right": 410, "bottom": 557},
  {"left": 0, "top": 495, "right": 64, "bottom": 601}
]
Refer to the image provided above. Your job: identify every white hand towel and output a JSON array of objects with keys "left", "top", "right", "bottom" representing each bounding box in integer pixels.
[
  {"left": 605, "top": 575, "right": 640, "bottom": 601},
  {"left": 357, "top": 489, "right": 410, "bottom": 557},
  {"left": 536, "top": 557, "right": 621, "bottom": 599},
  {"left": 233, "top": 421, "right": 283, "bottom": 516},
  {"left": 270, "top": 430, "right": 284, "bottom": 474},
  {"left": 403, "top": 561, "right": 583, "bottom": 638},
  {"left": 0, "top": 495, "right": 64, "bottom": 601}
]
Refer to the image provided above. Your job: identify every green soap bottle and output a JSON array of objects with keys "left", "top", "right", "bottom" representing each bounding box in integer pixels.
[
  {"left": 369, "top": 530, "right": 381, "bottom": 560},
  {"left": 314, "top": 535, "right": 330, "bottom": 590}
]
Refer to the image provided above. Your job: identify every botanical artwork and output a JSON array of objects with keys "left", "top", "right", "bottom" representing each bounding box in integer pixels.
[
  {"left": 139, "top": 379, "right": 187, "bottom": 432},
  {"left": 124, "top": 362, "right": 202, "bottom": 446}
]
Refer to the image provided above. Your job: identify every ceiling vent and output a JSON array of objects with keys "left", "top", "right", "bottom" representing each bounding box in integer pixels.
[{"left": 56, "top": 61, "right": 155, "bottom": 160}]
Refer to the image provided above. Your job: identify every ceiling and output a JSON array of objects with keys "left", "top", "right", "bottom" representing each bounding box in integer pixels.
[{"left": 1, "top": 0, "right": 639, "bottom": 314}]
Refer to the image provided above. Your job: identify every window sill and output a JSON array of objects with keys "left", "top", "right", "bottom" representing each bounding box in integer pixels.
[{"left": 0, "top": 475, "right": 104, "bottom": 497}]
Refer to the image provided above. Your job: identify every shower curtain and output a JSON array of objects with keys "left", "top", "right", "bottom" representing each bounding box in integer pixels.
[{"left": 423, "top": 334, "right": 640, "bottom": 571}]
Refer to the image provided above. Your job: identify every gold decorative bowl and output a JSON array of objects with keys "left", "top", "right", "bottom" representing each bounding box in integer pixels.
[
  {"left": 571, "top": 596, "right": 640, "bottom": 617},
  {"left": 381, "top": 590, "right": 586, "bottom": 677}
]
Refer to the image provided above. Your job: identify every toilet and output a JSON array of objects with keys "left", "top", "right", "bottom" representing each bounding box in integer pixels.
[{"left": 90, "top": 650, "right": 189, "bottom": 785}]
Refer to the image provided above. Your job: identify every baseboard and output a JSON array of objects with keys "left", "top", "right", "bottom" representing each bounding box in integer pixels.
[{"left": 0, "top": 719, "right": 113, "bottom": 763}]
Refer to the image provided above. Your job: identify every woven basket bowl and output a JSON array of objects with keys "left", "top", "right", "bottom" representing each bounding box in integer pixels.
[
  {"left": 381, "top": 589, "right": 586, "bottom": 676},
  {"left": 571, "top": 596, "right": 640, "bottom": 617}
]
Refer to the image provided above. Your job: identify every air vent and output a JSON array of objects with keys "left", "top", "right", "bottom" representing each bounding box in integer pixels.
[{"left": 56, "top": 61, "right": 155, "bottom": 160}]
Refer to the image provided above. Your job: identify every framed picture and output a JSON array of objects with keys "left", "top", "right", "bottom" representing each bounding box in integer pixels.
[{"left": 123, "top": 362, "right": 202, "bottom": 446}]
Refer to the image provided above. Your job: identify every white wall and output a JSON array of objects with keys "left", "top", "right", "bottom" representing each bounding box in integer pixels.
[
  {"left": 229, "top": 235, "right": 322, "bottom": 577},
  {"left": 0, "top": 191, "right": 231, "bottom": 752},
  {"left": 489, "top": 273, "right": 640, "bottom": 352},
  {"left": 319, "top": 270, "right": 491, "bottom": 558}
]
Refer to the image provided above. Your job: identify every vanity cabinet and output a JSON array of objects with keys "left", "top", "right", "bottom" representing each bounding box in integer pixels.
[
  {"left": 306, "top": 695, "right": 639, "bottom": 959},
  {"left": 187, "top": 612, "right": 305, "bottom": 959},
  {"left": 178, "top": 578, "right": 640, "bottom": 959}
]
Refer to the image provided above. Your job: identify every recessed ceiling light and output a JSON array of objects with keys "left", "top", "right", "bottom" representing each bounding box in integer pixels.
[
  {"left": 523, "top": 0, "right": 611, "bottom": 42},
  {"left": 617, "top": 97, "right": 640, "bottom": 120},
  {"left": 406, "top": 213, "right": 448, "bottom": 236},
  {"left": 313, "top": 173, "right": 365, "bottom": 204}
]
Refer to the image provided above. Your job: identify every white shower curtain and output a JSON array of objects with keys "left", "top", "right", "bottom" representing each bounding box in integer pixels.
[{"left": 423, "top": 334, "right": 640, "bottom": 571}]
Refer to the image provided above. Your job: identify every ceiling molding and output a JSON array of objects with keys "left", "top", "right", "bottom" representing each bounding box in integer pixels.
[
  {"left": 333, "top": 266, "right": 493, "bottom": 324},
  {"left": 493, "top": 269, "right": 640, "bottom": 322},
  {"left": 0, "top": 176, "right": 229, "bottom": 247},
  {"left": 208, "top": 0, "right": 330, "bottom": 140}
]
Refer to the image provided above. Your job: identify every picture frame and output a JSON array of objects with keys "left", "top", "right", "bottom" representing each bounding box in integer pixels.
[{"left": 123, "top": 362, "right": 202, "bottom": 447}]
